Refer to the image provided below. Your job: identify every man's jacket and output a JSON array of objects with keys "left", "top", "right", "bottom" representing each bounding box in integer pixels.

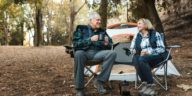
[{"left": 72, "top": 25, "right": 113, "bottom": 51}]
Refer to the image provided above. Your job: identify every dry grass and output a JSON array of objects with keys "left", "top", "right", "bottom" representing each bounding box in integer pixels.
[
  {"left": 0, "top": 45, "right": 191, "bottom": 96},
  {"left": 0, "top": 46, "right": 73, "bottom": 96}
]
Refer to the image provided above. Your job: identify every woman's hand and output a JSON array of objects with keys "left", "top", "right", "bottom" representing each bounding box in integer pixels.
[
  {"left": 131, "top": 49, "right": 136, "bottom": 54},
  {"left": 140, "top": 49, "right": 149, "bottom": 56}
]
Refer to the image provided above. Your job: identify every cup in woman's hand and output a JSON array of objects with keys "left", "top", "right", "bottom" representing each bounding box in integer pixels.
[{"left": 141, "top": 49, "right": 148, "bottom": 56}]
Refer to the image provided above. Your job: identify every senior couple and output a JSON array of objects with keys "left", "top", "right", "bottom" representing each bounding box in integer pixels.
[{"left": 72, "top": 12, "right": 166, "bottom": 96}]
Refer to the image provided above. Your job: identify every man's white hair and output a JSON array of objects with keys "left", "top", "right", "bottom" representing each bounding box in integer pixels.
[{"left": 88, "top": 11, "right": 100, "bottom": 20}]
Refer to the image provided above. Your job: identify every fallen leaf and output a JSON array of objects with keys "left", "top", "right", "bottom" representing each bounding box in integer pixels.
[{"left": 177, "top": 84, "right": 192, "bottom": 91}]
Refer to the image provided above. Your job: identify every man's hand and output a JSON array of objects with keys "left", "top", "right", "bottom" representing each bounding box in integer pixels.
[{"left": 91, "top": 35, "right": 99, "bottom": 41}]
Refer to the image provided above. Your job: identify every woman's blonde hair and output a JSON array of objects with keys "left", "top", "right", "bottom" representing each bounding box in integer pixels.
[{"left": 138, "top": 18, "right": 154, "bottom": 30}]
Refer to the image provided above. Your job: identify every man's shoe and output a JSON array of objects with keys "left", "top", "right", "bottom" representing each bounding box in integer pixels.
[
  {"left": 76, "top": 90, "right": 85, "bottom": 96},
  {"left": 93, "top": 79, "right": 107, "bottom": 94}
]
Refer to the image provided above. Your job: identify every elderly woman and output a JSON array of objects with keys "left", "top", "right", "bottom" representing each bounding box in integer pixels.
[{"left": 130, "top": 18, "right": 166, "bottom": 95}]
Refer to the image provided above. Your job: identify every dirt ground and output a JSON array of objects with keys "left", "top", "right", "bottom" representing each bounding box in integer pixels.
[{"left": 0, "top": 38, "right": 192, "bottom": 96}]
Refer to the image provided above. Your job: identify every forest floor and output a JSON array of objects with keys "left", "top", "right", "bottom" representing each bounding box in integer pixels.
[{"left": 0, "top": 37, "right": 192, "bottom": 96}]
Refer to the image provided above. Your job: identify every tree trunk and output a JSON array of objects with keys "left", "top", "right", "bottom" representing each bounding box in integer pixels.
[
  {"left": 3, "top": 11, "right": 9, "bottom": 45},
  {"left": 34, "top": 8, "right": 43, "bottom": 46},
  {"left": 47, "top": 12, "right": 52, "bottom": 45},
  {"left": 143, "top": 0, "right": 166, "bottom": 44},
  {"left": 68, "top": 12, "right": 75, "bottom": 45},
  {"left": 67, "top": 0, "right": 85, "bottom": 44},
  {"left": 98, "top": 0, "right": 108, "bottom": 29},
  {"left": 144, "top": 0, "right": 164, "bottom": 33},
  {"left": 126, "top": 2, "right": 129, "bottom": 22},
  {"left": 46, "top": 27, "right": 50, "bottom": 45},
  {"left": 3, "top": 25, "right": 8, "bottom": 45},
  {"left": 20, "top": 22, "right": 24, "bottom": 45},
  {"left": 67, "top": 0, "right": 75, "bottom": 45}
]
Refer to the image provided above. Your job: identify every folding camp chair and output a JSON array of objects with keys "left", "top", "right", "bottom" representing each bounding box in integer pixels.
[
  {"left": 135, "top": 45, "right": 181, "bottom": 91},
  {"left": 64, "top": 45, "right": 102, "bottom": 87},
  {"left": 135, "top": 33, "right": 181, "bottom": 90}
]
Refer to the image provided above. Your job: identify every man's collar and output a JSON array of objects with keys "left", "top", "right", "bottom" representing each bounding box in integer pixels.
[{"left": 88, "top": 24, "right": 99, "bottom": 32}]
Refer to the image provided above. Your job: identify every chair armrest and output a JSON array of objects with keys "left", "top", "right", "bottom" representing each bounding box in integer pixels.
[
  {"left": 64, "top": 44, "right": 74, "bottom": 57},
  {"left": 166, "top": 45, "right": 181, "bottom": 49},
  {"left": 112, "top": 42, "right": 120, "bottom": 49},
  {"left": 64, "top": 44, "right": 73, "bottom": 50}
]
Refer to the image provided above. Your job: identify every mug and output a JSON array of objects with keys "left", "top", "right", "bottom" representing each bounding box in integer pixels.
[{"left": 98, "top": 34, "right": 105, "bottom": 41}]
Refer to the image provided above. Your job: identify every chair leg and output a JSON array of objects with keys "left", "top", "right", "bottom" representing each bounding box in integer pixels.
[
  {"left": 84, "top": 66, "right": 97, "bottom": 87},
  {"left": 135, "top": 72, "right": 143, "bottom": 89},
  {"left": 84, "top": 66, "right": 91, "bottom": 76},
  {"left": 135, "top": 72, "right": 139, "bottom": 89},
  {"left": 164, "top": 62, "right": 168, "bottom": 90},
  {"left": 135, "top": 62, "right": 169, "bottom": 91},
  {"left": 85, "top": 75, "right": 95, "bottom": 87},
  {"left": 153, "top": 62, "right": 168, "bottom": 91}
]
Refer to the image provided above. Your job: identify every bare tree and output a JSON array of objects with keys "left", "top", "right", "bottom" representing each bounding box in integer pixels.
[
  {"left": 143, "top": 0, "right": 164, "bottom": 33},
  {"left": 34, "top": 7, "right": 43, "bottom": 46},
  {"left": 131, "top": 0, "right": 164, "bottom": 33},
  {"left": 98, "top": 0, "right": 108, "bottom": 29},
  {"left": 3, "top": 11, "right": 9, "bottom": 45},
  {"left": 67, "top": 0, "right": 86, "bottom": 44}
]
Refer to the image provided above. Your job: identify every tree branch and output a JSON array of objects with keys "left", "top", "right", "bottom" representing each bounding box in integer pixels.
[{"left": 74, "top": 1, "right": 86, "bottom": 15}]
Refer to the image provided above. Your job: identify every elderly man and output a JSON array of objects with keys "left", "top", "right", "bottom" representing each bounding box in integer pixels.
[{"left": 73, "top": 12, "right": 116, "bottom": 96}]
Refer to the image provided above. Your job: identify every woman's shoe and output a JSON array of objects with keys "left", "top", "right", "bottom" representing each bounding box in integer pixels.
[
  {"left": 138, "top": 82, "right": 148, "bottom": 95},
  {"left": 143, "top": 84, "right": 157, "bottom": 96},
  {"left": 76, "top": 90, "right": 85, "bottom": 96}
]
